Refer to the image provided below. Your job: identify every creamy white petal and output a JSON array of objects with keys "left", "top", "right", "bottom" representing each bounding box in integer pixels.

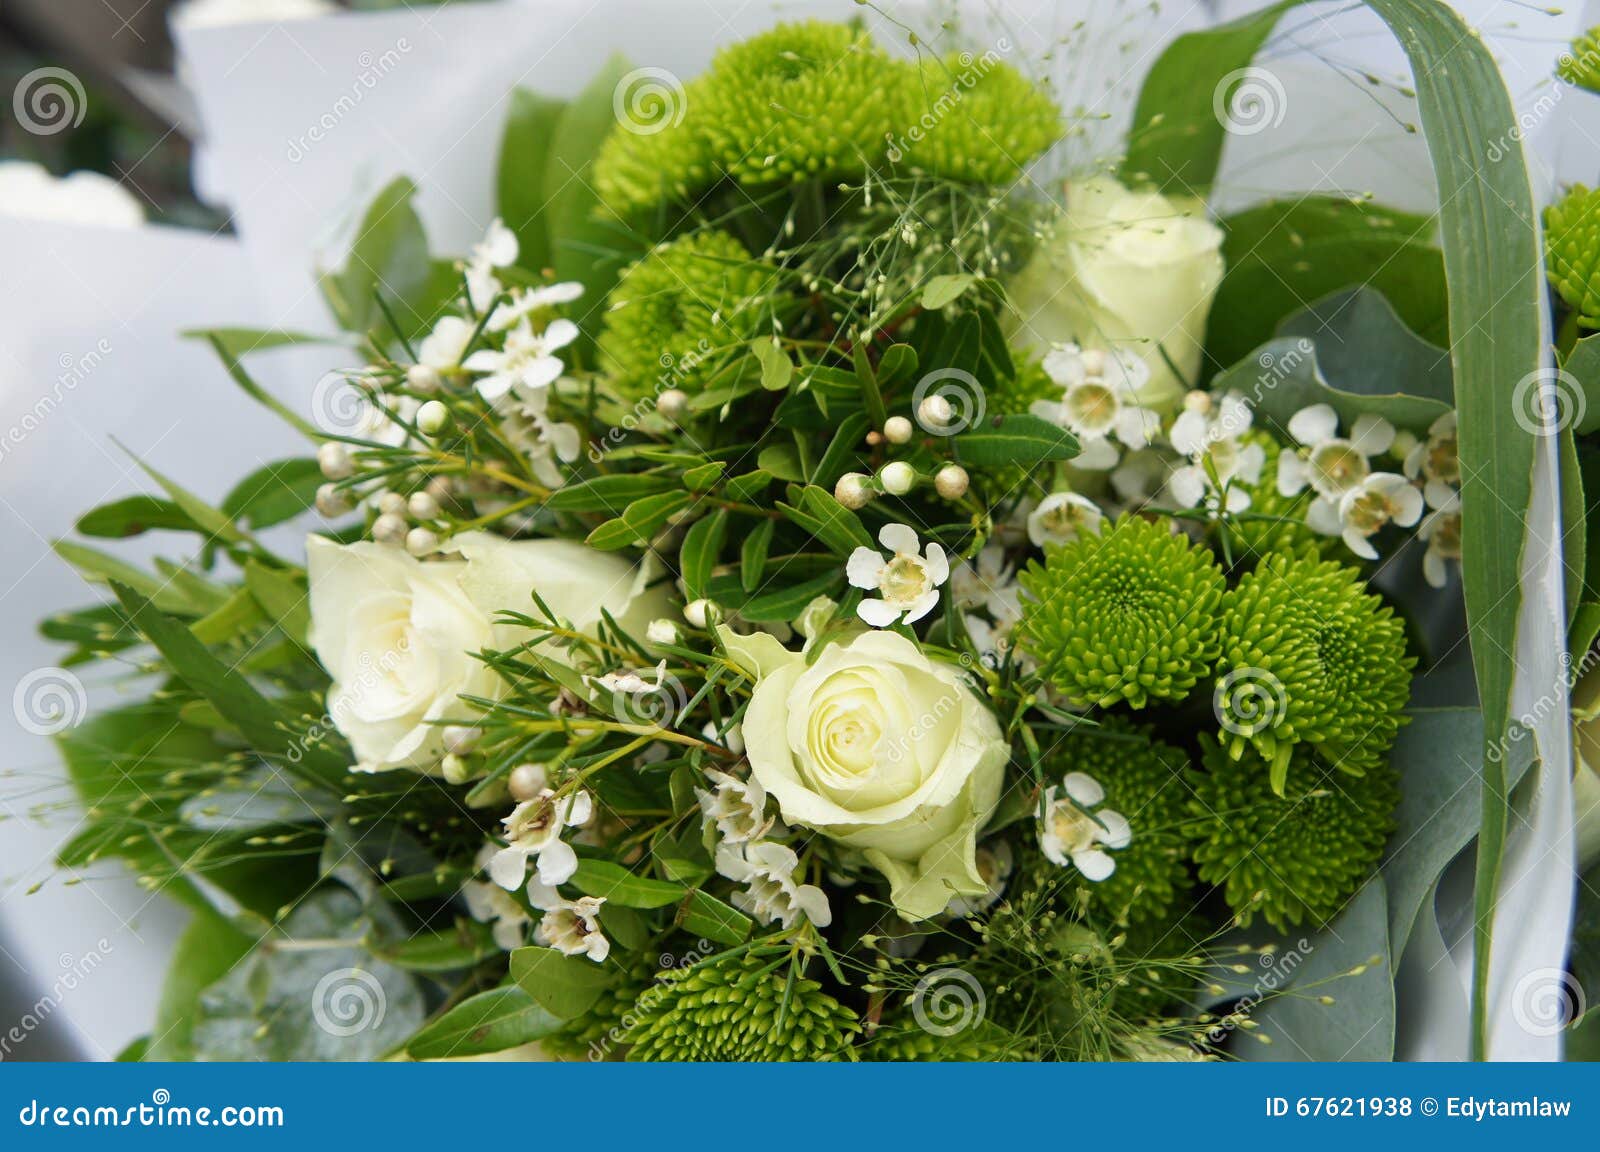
[
  {"left": 1096, "top": 808, "right": 1132, "bottom": 849},
  {"left": 846, "top": 547, "right": 886, "bottom": 589},
  {"left": 1277, "top": 451, "right": 1309, "bottom": 497},
  {"left": 1061, "top": 771, "right": 1105, "bottom": 806},
  {"left": 488, "top": 846, "right": 530, "bottom": 890},
  {"left": 879, "top": 522, "right": 920, "bottom": 555},
  {"left": 856, "top": 597, "right": 904, "bottom": 628},
  {"left": 536, "top": 838, "right": 578, "bottom": 886},
  {"left": 1305, "top": 497, "right": 1342, "bottom": 537},
  {"left": 1288, "top": 403, "right": 1338, "bottom": 446},
  {"left": 1350, "top": 413, "right": 1396, "bottom": 456},
  {"left": 1342, "top": 527, "right": 1379, "bottom": 560},
  {"left": 923, "top": 542, "right": 950, "bottom": 585},
  {"left": 1072, "top": 847, "right": 1116, "bottom": 881},
  {"left": 1167, "top": 465, "right": 1206, "bottom": 508},
  {"left": 1423, "top": 550, "right": 1448, "bottom": 589},
  {"left": 901, "top": 588, "right": 941, "bottom": 625}
]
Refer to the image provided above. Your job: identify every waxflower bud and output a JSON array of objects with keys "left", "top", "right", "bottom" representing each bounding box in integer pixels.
[
  {"left": 879, "top": 461, "right": 917, "bottom": 496},
  {"left": 508, "top": 763, "right": 547, "bottom": 802},
  {"left": 684, "top": 598, "right": 720, "bottom": 629},
  {"left": 417, "top": 400, "right": 451, "bottom": 435},
  {"left": 317, "top": 441, "right": 353, "bottom": 481},
  {"left": 315, "top": 483, "right": 352, "bottom": 517},
  {"left": 407, "top": 491, "right": 441, "bottom": 521},
  {"left": 372, "top": 512, "right": 408, "bottom": 543},
  {"left": 377, "top": 491, "right": 407, "bottom": 517},
  {"left": 917, "top": 394, "right": 954, "bottom": 430},
  {"left": 406, "top": 364, "right": 442, "bottom": 393},
  {"left": 405, "top": 526, "right": 440, "bottom": 557},
  {"left": 442, "top": 725, "right": 481, "bottom": 756},
  {"left": 883, "top": 415, "right": 914, "bottom": 444},
  {"left": 934, "top": 463, "right": 970, "bottom": 500},
  {"left": 657, "top": 389, "right": 690, "bottom": 421}
]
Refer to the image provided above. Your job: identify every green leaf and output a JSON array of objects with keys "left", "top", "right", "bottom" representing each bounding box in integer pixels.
[
  {"left": 405, "top": 985, "right": 561, "bottom": 1060},
  {"left": 570, "top": 859, "right": 686, "bottom": 908},
  {"left": 76, "top": 495, "right": 198, "bottom": 538},
  {"left": 319, "top": 176, "right": 437, "bottom": 336},
  {"left": 584, "top": 490, "right": 692, "bottom": 550},
  {"left": 739, "top": 570, "right": 844, "bottom": 623},
  {"left": 1560, "top": 333, "right": 1600, "bottom": 436},
  {"left": 54, "top": 541, "right": 223, "bottom": 617},
  {"left": 545, "top": 473, "right": 674, "bottom": 513},
  {"left": 740, "top": 518, "right": 774, "bottom": 594},
  {"left": 951, "top": 413, "right": 1079, "bottom": 468},
  {"left": 675, "top": 889, "right": 753, "bottom": 946},
  {"left": 679, "top": 509, "right": 727, "bottom": 602},
  {"left": 375, "top": 921, "right": 499, "bottom": 972},
  {"left": 148, "top": 906, "right": 258, "bottom": 1061},
  {"left": 752, "top": 337, "right": 794, "bottom": 392},
  {"left": 1207, "top": 197, "right": 1446, "bottom": 371},
  {"left": 180, "top": 327, "right": 335, "bottom": 360},
  {"left": 810, "top": 412, "right": 872, "bottom": 489},
  {"left": 875, "top": 342, "right": 919, "bottom": 391},
  {"left": 190, "top": 586, "right": 266, "bottom": 646},
  {"left": 798, "top": 485, "right": 873, "bottom": 552},
  {"left": 222, "top": 458, "right": 324, "bottom": 530},
  {"left": 243, "top": 560, "right": 312, "bottom": 647},
  {"left": 723, "top": 469, "right": 772, "bottom": 502},
  {"left": 509, "top": 945, "right": 613, "bottom": 1019},
  {"left": 682, "top": 460, "right": 727, "bottom": 489},
  {"left": 851, "top": 343, "right": 889, "bottom": 430},
  {"left": 124, "top": 451, "right": 247, "bottom": 545},
  {"left": 757, "top": 443, "right": 805, "bottom": 483},
  {"left": 919, "top": 273, "right": 977, "bottom": 310},
  {"left": 497, "top": 88, "right": 568, "bottom": 275}
]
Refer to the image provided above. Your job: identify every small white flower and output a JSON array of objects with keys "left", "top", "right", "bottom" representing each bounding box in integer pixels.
[
  {"left": 528, "top": 880, "right": 609, "bottom": 962},
  {"left": 416, "top": 315, "right": 475, "bottom": 373},
  {"left": 702, "top": 719, "right": 745, "bottom": 755},
  {"left": 1166, "top": 390, "right": 1265, "bottom": 518},
  {"left": 588, "top": 659, "right": 668, "bottom": 695},
  {"left": 697, "top": 767, "right": 773, "bottom": 845},
  {"left": 463, "top": 317, "right": 578, "bottom": 402},
  {"left": 1039, "top": 771, "right": 1131, "bottom": 881},
  {"left": 951, "top": 545, "right": 1016, "bottom": 617},
  {"left": 495, "top": 382, "right": 582, "bottom": 473},
  {"left": 466, "top": 217, "right": 518, "bottom": 315},
  {"left": 487, "top": 281, "right": 584, "bottom": 333},
  {"left": 1277, "top": 404, "right": 1395, "bottom": 502},
  {"left": 1027, "top": 492, "right": 1104, "bottom": 549},
  {"left": 847, "top": 523, "right": 949, "bottom": 627},
  {"left": 1312, "top": 471, "right": 1424, "bottom": 560},
  {"left": 464, "top": 847, "right": 532, "bottom": 951},
  {"left": 1403, "top": 411, "right": 1460, "bottom": 511},
  {"left": 1109, "top": 448, "right": 1171, "bottom": 509},
  {"left": 1032, "top": 345, "right": 1160, "bottom": 470},
  {"left": 646, "top": 619, "right": 679, "bottom": 645},
  {"left": 945, "top": 840, "right": 1014, "bottom": 918},
  {"left": 715, "top": 840, "right": 832, "bottom": 929},
  {"left": 1417, "top": 505, "right": 1462, "bottom": 589},
  {"left": 487, "top": 770, "right": 594, "bottom": 890}
]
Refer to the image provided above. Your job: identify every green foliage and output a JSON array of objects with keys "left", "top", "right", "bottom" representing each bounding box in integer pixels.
[
  {"left": 1018, "top": 516, "right": 1225, "bottom": 709},
  {"left": 1559, "top": 28, "right": 1600, "bottom": 93},
  {"left": 1215, "top": 551, "right": 1414, "bottom": 792},
  {"left": 1186, "top": 738, "right": 1398, "bottom": 931},
  {"left": 624, "top": 951, "right": 859, "bottom": 1061},
  {"left": 1546, "top": 184, "right": 1600, "bottom": 328}
]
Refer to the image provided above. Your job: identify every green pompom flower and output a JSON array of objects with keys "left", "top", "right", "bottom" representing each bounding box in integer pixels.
[
  {"left": 892, "top": 54, "right": 1060, "bottom": 184},
  {"left": 1049, "top": 718, "right": 1192, "bottom": 925},
  {"left": 1215, "top": 551, "right": 1413, "bottom": 793},
  {"left": 1560, "top": 29, "right": 1600, "bottom": 93},
  {"left": 592, "top": 77, "right": 715, "bottom": 220},
  {"left": 625, "top": 952, "right": 859, "bottom": 1061},
  {"left": 694, "top": 21, "right": 897, "bottom": 187},
  {"left": 1545, "top": 184, "right": 1600, "bottom": 327},
  {"left": 1018, "top": 516, "right": 1226, "bottom": 709},
  {"left": 1185, "top": 737, "right": 1398, "bottom": 931},
  {"left": 865, "top": 1020, "right": 1024, "bottom": 1062},
  {"left": 597, "top": 230, "right": 774, "bottom": 400}
]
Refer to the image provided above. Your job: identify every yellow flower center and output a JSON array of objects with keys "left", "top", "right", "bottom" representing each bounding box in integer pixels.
[
  {"left": 1308, "top": 440, "right": 1369, "bottom": 496},
  {"left": 880, "top": 554, "right": 930, "bottom": 605},
  {"left": 1050, "top": 799, "right": 1098, "bottom": 855},
  {"left": 1064, "top": 381, "right": 1120, "bottom": 436}
]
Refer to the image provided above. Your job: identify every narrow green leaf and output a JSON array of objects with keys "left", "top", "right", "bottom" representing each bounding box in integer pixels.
[
  {"left": 951, "top": 414, "right": 1079, "bottom": 467},
  {"left": 680, "top": 509, "right": 728, "bottom": 602},
  {"left": 76, "top": 495, "right": 197, "bottom": 539},
  {"left": 740, "top": 519, "right": 774, "bottom": 594},
  {"left": 221, "top": 458, "right": 324, "bottom": 530},
  {"left": 545, "top": 473, "right": 673, "bottom": 513},
  {"left": 675, "top": 889, "right": 753, "bottom": 946},
  {"left": 584, "top": 490, "right": 692, "bottom": 550},
  {"left": 919, "top": 273, "right": 977, "bottom": 310},
  {"left": 810, "top": 412, "right": 872, "bottom": 489},
  {"left": 570, "top": 859, "right": 686, "bottom": 909},
  {"left": 376, "top": 922, "right": 498, "bottom": 972},
  {"left": 739, "top": 571, "right": 844, "bottom": 623},
  {"left": 406, "top": 986, "right": 561, "bottom": 1060}
]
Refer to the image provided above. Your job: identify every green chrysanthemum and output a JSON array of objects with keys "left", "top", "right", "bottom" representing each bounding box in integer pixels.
[
  {"left": 624, "top": 952, "right": 859, "bottom": 1061},
  {"left": 592, "top": 76, "right": 715, "bottom": 220},
  {"left": 543, "top": 956, "right": 658, "bottom": 1060},
  {"left": 1018, "top": 516, "right": 1226, "bottom": 708},
  {"left": 1049, "top": 718, "right": 1192, "bottom": 925},
  {"left": 1559, "top": 29, "right": 1600, "bottom": 93},
  {"left": 865, "top": 1020, "right": 1024, "bottom": 1062},
  {"left": 1544, "top": 184, "right": 1600, "bottom": 327},
  {"left": 694, "top": 21, "right": 898, "bottom": 188},
  {"left": 1185, "top": 737, "right": 1398, "bottom": 931},
  {"left": 892, "top": 54, "right": 1061, "bottom": 184},
  {"left": 1215, "top": 551, "right": 1413, "bottom": 792},
  {"left": 596, "top": 230, "right": 774, "bottom": 400}
]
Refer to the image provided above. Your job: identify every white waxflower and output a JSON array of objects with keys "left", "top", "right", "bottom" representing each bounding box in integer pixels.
[
  {"left": 1403, "top": 411, "right": 1460, "bottom": 510},
  {"left": 466, "top": 217, "right": 519, "bottom": 315},
  {"left": 646, "top": 619, "right": 679, "bottom": 645},
  {"left": 1039, "top": 771, "right": 1131, "bottom": 881},
  {"left": 464, "top": 847, "right": 533, "bottom": 951},
  {"left": 702, "top": 719, "right": 745, "bottom": 755},
  {"left": 1027, "top": 491, "right": 1104, "bottom": 549},
  {"left": 945, "top": 840, "right": 1014, "bottom": 918},
  {"left": 1109, "top": 448, "right": 1171, "bottom": 509},
  {"left": 463, "top": 317, "right": 579, "bottom": 402},
  {"left": 1166, "top": 390, "right": 1265, "bottom": 515},
  {"left": 528, "top": 880, "right": 609, "bottom": 962},
  {"left": 1278, "top": 404, "right": 1396, "bottom": 503},
  {"left": 847, "top": 523, "right": 950, "bottom": 627},
  {"left": 1031, "top": 344, "right": 1161, "bottom": 470},
  {"left": 494, "top": 379, "right": 581, "bottom": 478},
  {"left": 588, "top": 659, "right": 668, "bottom": 696},
  {"left": 488, "top": 281, "right": 585, "bottom": 333},
  {"left": 697, "top": 767, "right": 773, "bottom": 845},
  {"left": 417, "top": 315, "right": 475, "bottom": 373},
  {"left": 1417, "top": 501, "right": 1462, "bottom": 589},
  {"left": 487, "top": 769, "right": 595, "bottom": 889},
  {"left": 715, "top": 840, "right": 832, "bottom": 929},
  {"left": 1308, "top": 471, "right": 1424, "bottom": 560},
  {"left": 951, "top": 545, "right": 1017, "bottom": 617}
]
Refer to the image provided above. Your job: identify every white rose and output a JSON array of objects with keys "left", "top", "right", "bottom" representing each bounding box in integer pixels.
[
  {"left": 307, "top": 531, "right": 670, "bottom": 773},
  {"left": 723, "top": 628, "right": 1008, "bottom": 920},
  {"left": 1009, "top": 176, "right": 1224, "bottom": 412}
]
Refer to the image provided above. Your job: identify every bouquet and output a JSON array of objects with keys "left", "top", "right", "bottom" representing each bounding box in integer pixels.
[{"left": 41, "top": 2, "right": 1580, "bottom": 1062}]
